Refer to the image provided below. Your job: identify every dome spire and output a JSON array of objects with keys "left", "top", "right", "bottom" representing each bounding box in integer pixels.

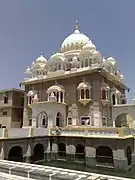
[
  {"left": 75, "top": 20, "right": 79, "bottom": 30},
  {"left": 74, "top": 20, "right": 80, "bottom": 34}
]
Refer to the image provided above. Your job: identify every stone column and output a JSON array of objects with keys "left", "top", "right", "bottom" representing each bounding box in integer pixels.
[
  {"left": 32, "top": 108, "right": 37, "bottom": 128},
  {"left": 85, "top": 147, "right": 96, "bottom": 168},
  {"left": 113, "top": 149, "right": 128, "bottom": 171},
  {"left": 58, "top": 92, "right": 61, "bottom": 103},
  {"left": 66, "top": 144, "right": 75, "bottom": 162},
  {"left": 24, "top": 144, "right": 32, "bottom": 163},
  {"left": 23, "top": 92, "right": 29, "bottom": 127},
  {"left": 51, "top": 142, "right": 58, "bottom": 160},
  {"left": 44, "top": 141, "right": 51, "bottom": 162},
  {"left": 62, "top": 92, "right": 65, "bottom": 103},
  {"left": 0, "top": 141, "right": 5, "bottom": 160}
]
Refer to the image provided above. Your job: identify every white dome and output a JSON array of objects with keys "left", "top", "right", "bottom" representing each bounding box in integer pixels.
[
  {"left": 50, "top": 52, "right": 65, "bottom": 60},
  {"left": 36, "top": 55, "right": 47, "bottom": 63},
  {"left": 77, "top": 82, "right": 91, "bottom": 89},
  {"left": 25, "top": 66, "right": 31, "bottom": 74},
  {"left": 82, "top": 41, "right": 96, "bottom": 51},
  {"left": 72, "top": 56, "right": 78, "bottom": 61},
  {"left": 107, "top": 57, "right": 116, "bottom": 66},
  {"left": 27, "top": 90, "right": 34, "bottom": 97},
  {"left": 47, "top": 85, "right": 64, "bottom": 92},
  {"left": 61, "top": 23, "right": 89, "bottom": 53}
]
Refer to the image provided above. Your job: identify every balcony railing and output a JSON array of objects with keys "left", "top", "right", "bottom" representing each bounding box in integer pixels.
[
  {"left": 58, "top": 151, "right": 66, "bottom": 159},
  {"left": 96, "top": 155, "right": 114, "bottom": 167},
  {"left": 75, "top": 153, "right": 85, "bottom": 162},
  {"left": 51, "top": 127, "right": 135, "bottom": 138}
]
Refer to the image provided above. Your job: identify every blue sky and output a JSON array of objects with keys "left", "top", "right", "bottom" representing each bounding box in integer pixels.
[{"left": 0, "top": 0, "right": 134, "bottom": 102}]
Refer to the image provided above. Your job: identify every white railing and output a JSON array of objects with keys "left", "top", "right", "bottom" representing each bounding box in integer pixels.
[
  {"left": 51, "top": 127, "right": 135, "bottom": 138},
  {"left": 0, "top": 159, "right": 133, "bottom": 180}
]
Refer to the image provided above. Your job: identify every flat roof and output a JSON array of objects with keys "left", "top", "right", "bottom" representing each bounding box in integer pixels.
[
  {"left": 20, "top": 67, "right": 129, "bottom": 90},
  {"left": 0, "top": 88, "right": 24, "bottom": 94}
]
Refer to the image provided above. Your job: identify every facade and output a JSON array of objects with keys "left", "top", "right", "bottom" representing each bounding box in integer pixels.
[
  {"left": 20, "top": 22, "right": 135, "bottom": 171},
  {"left": 0, "top": 88, "right": 24, "bottom": 128}
]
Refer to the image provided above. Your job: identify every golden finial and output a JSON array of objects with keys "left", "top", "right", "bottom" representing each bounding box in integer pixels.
[{"left": 75, "top": 20, "right": 79, "bottom": 30}]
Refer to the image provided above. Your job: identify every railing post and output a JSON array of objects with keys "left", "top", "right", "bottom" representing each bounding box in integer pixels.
[
  {"left": 2, "top": 128, "right": 8, "bottom": 139},
  {"left": 28, "top": 127, "right": 33, "bottom": 137}
]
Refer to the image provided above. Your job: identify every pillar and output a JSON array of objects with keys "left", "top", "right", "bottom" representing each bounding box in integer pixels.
[
  {"left": 44, "top": 140, "right": 51, "bottom": 162},
  {"left": 0, "top": 141, "right": 4, "bottom": 160},
  {"left": 23, "top": 92, "right": 29, "bottom": 127},
  {"left": 24, "top": 145, "right": 32, "bottom": 163},
  {"left": 66, "top": 144, "right": 75, "bottom": 162},
  {"left": 51, "top": 142, "right": 58, "bottom": 160},
  {"left": 85, "top": 147, "right": 96, "bottom": 168},
  {"left": 113, "top": 149, "right": 128, "bottom": 171},
  {"left": 58, "top": 92, "right": 61, "bottom": 103},
  {"left": 32, "top": 108, "right": 37, "bottom": 128},
  {"left": 62, "top": 92, "right": 65, "bottom": 103}
]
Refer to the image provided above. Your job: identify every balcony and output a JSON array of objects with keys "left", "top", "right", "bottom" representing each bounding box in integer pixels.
[{"left": 50, "top": 126, "right": 135, "bottom": 138}]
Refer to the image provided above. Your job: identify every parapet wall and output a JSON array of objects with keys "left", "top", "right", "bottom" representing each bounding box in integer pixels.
[{"left": 0, "top": 160, "right": 133, "bottom": 180}]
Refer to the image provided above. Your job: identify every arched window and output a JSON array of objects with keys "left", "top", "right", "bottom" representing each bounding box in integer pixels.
[
  {"left": 29, "top": 96, "right": 32, "bottom": 104},
  {"left": 60, "top": 92, "right": 63, "bottom": 103},
  {"left": 81, "top": 89, "right": 84, "bottom": 99},
  {"left": 57, "top": 63, "right": 61, "bottom": 70},
  {"left": 37, "top": 112, "right": 48, "bottom": 128},
  {"left": 56, "top": 112, "right": 62, "bottom": 127},
  {"left": 56, "top": 92, "right": 59, "bottom": 102},
  {"left": 89, "top": 59, "right": 92, "bottom": 66},
  {"left": 102, "top": 117, "right": 107, "bottom": 126},
  {"left": 126, "top": 146, "right": 132, "bottom": 166},
  {"left": 85, "top": 59, "right": 88, "bottom": 67},
  {"left": 4, "top": 95, "right": 8, "bottom": 104},
  {"left": 112, "top": 94, "right": 116, "bottom": 105},
  {"left": 86, "top": 89, "right": 90, "bottom": 99},
  {"left": 102, "top": 90, "right": 106, "bottom": 100}
]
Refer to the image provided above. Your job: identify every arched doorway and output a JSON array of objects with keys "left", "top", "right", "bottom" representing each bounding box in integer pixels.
[
  {"left": 75, "top": 144, "right": 85, "bottom": 162},
  {"left": 115, "top": 113, "right": 127, "bottom": 127},
  {"left": 37, "top": 112, "right": 48, "bottom": 128},
  {"left": 112, "top": 94, "right": 116, "bottom": 105},
  {"left": 56, "top": 112, "right": 62, "bottom": 127},
  {"left": 32, "top": 144, "right": 44, "bottom": 163},
  {"left": 96, "top": 146, "right": 113, "bottom": 166},
  {"left": 8, "top": 146, "right": 23, "bottom": 162},
  {"left": 58, "top": 143, "right": 66, "bottom": 159},
  {"left": 126, "top": 146, "right": 132, "bottom": 166}
]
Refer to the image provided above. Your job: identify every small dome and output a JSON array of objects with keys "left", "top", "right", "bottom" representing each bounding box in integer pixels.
[
  {"left": 25, "top": 66, "right": 31, "bottom": 74},
  {"left": 107, "top": 57, "right": 116, "bottom": 65},
  {"left": 102, "top": 58, "right": 106, "bottom": 63},
  {"left": 47, "top": 85, "right": 64, "bottom": 92},
  {"left": 93, "top": 51, "right": 99, "bottom": 56},
  {"left": 82, "top": 41, "right": 96, "bottom": 51},
  {"left": 77, "top": 82, "right": 91, "bottom": 89},
  {"left": 120, "top": 73, "right": 124, "bottom": 80},
  {"left": 36, "top": 55, "right": 47, "bottom": 63},
  {"left": 50, "top": 52, "right": 65, "bottom": 60},
  {"left": 61, "top": 22, "right": 89, "bottom": 53},
  {"left": 101, "top": 83, "right": 110, "bottom": 90},
  {"left": 72, "top": 56, "right": 78, "bottom": 61},
  {"left": 27, "top": 90, "right": 34, "bottom": 97}
]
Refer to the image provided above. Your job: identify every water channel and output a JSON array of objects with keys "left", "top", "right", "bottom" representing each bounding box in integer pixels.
[{"left": 36, "top": 160, "right": 135, "bottom": 179}]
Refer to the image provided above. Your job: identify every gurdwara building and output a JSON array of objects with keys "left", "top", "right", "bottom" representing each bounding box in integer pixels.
[{"left": 21, "top": 22, "right": 135, "bottom": 171}]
